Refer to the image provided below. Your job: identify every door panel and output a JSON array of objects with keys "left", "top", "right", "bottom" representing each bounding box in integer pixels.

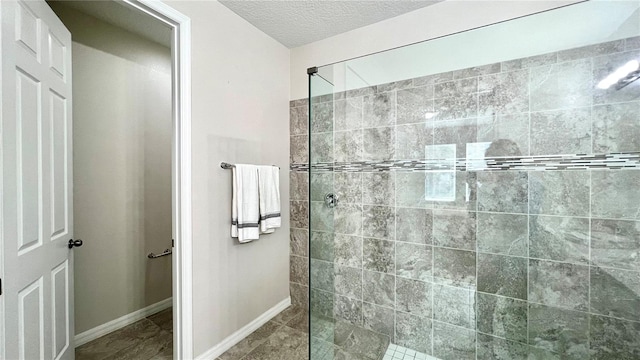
[{"left": 2, "top": 1, "right": 74, "bottom": 359}]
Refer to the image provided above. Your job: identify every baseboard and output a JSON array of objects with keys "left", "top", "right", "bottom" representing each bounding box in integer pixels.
[
  {"left": 195, "top": 297, "right": 292, "bottom": 360},
  {"left": 74, "top": 297, "right": 173, "bottom": 347}
]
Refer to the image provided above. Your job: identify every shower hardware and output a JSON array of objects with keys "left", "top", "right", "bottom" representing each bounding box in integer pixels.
[
  {"left": 324, "top": 193, "right": 339, "bottom": 208},
  {"left": 148, "top": 249, "right": 172, "bottom": 259},
  {"left": 220, "top": 162, "right": 280, "bottom": 169}
]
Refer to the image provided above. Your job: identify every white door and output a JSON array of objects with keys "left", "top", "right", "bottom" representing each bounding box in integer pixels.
[{"left": 1, "top": 0, "right": 74, "bottom": 359}]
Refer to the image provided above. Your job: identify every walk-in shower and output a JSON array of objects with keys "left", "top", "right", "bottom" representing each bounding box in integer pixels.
[{"left": 292, "top": 1, "right": 640, "bottom": 359}]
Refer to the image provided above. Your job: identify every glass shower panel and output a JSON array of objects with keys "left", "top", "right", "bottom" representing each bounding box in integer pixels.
[{"left": 309, "top": 1, "right": 640, "bottom": 359}]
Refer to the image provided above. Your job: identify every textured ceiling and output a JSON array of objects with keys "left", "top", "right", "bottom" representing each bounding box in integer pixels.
[
  {"left": 49, "top": 0, "right": 171, "bottom": 47},
  {"left": 219, "top": 0, "right": 443, "bottom": 48}
]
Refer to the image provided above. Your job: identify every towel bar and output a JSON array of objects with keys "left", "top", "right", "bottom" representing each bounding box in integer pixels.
[
  {"left": 220, "top": 162, "right": 279, "bottom": 169},
  {"left": 148, "top": 249, "right": 172, "bottom": 259}
]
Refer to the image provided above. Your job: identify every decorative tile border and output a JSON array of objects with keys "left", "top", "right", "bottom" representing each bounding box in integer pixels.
[{"left": 290, "top": 152, "right": 640, "bottom": 172}]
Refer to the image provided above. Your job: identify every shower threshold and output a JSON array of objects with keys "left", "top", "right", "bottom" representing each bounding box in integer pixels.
[{"left": 383, "top": 344, "right": 439, "bottom": 360}]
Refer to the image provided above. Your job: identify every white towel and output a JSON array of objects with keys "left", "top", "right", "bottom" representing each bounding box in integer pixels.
[
  {"left": 258, "top": 165, "right": 281, "bottom": 234},
  {"left": 231, "top": 164, "right": 260, "bottom": 242}
]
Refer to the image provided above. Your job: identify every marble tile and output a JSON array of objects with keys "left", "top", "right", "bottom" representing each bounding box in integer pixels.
[
  {"left": 590, "top": 314, "right": 640, "bottom": 359},
  {"left": 334, "top": 234, "right": 362, "bottom": 268},
  {"left": 272, "top": 305, "right": 305, "bottom": 325},
  {"left": 339, "top": 325, "right": 390, "bottom": 360},
  {"left": 413, "top": 71, "right": 453, "bottom": 87},
  {"left": 433, "top": 210, "right": 476, "bottom": 251},
  {"left": 290, "top": 255, "right": 309, "bottom": 286},
  {"left": 590, "top": 266, "right": 640, "bottom": 322},
  {"left": 362, "top": 127, "right": 395, "bottom": 161},
  {"left": 433, "top": 321, "right": 476, "bottom": 360},
  {"left": 335, "top": 97, "right": 363, "bottom": 131},
  {"left": 396, "top": 242, "right": 433, "bottom": 282},
  {"left": 395, "top": 311, "right": 433, "bottom": 354},
  {"left": 626, "top": 36, "right": 640, "bottom": 50},
  {"left": 362, "top": 270, "right": 395, "bottom": 308},
  {"left": 362, "top": 302, "right": 394, "bottom": 337},
  {"left": 290, "top": 105, "right": 309, "bottom": 136},
  {"left": 290, "top": 135, "right": 308, "bottom": 164},
  {"left": 362, "top": 172, "right": 395, "bottom": 206},
  {"left": 311, "top": 201, "right": 333, "bottom": 232},
  {"left": 477, "top": 212, "right": 528, "bottom": 257},
  {"left": 289, "top": 228, "right": 309, "bottom": 257},
  {"left": 591, "top": 218, "right": 640, "bottom": 271},
  {"left": 310, "top": 313, "right": 335, "bottom": 342},
  {"left": 103, "top": 330, "right": 172, "bottom": 360},
  {"left": 397, "top": 86, "right": 434, "bottom": 125},
  {"left": 335, "top": 172, "right": 362, "bottom": 204},
  {"left": 310, "top": 230, "right": 334, "bottom": 261},
  {"left": 435, "top": 77, "right": 478, "bottom": 97},
  {"left": 290, "top": 171, "right": 309, "bottom": 201},
  {"left": 147, "top": 308, "right": 172, "bottom": 333},
  {"left": 311, "top": 101, "right": 334, "bottom": 134},
  {"left": 76, "top": 319, "right": 163, "bottom": 360},
  {"left": 376, "top": 79, "right": 413, "bottom": 93},
  {"left": 291, "top": 283, "right": 309, "bottom": 310},
  {"left": 363, "top": 238, "right": 395, "bottom": 273},
  {"left": 310, "top": 259, "right": 334, "bottom": 293},
  {"left": 477, "top": 253, "right": 527, "bottom": 300},
  {"left": 363, "top": 92, "right": 396, "bottom": 128},
  {"left": 433, "top": 118, "right": 478, "bottom": 157},
  {"left": 285, "top": 311, "right": 309, "bottom": 334},
  {"left": 290, "top": 200, "right": 309, "bottom": 229},
  {"left": 310, "top": 172, "right": 332, "bottom": 202},
  {"left": 593, "top": 50, "right": 640, "bottom": 105},
  {"left": 396, "top": 172, "right": 432, "bottom": 209},
  {"left": 291, "top": 98, "right": 308, "bottom": 108},
  {"left": 216, "top": 320, "right": 282, "bottom": 360},
  {"left": 476, "top": 333, "right": 529, "bottom": 360},
  {"left": 500, "top": 52, "right": 557, "bottom": 71},
  {"left": 395, "top": 122, "right": 434, "bottom": 160},
  {"left": 478, "top": 69, "right": 529, "bottom": 116},
  {"left": 433, "top": 284, "right": 475, "bottom": 329},
  {"left": 557, "top": 39, "right": 625, "bottom": 61},
  {"left": 346, "top": 86, "right": 376, "bottom": 99},
  {"left": 530, "top": 108, "right": 592, "bottom": 156},
  {"left": 396, "top": 207, "right": 433, "bottom": 244},
  {"left": 453, "top": 63, "right": 501, "bottom": 79},
  {"left": 434, "top": 93, "right": 478, "bottom": 121},
  {"left": 433, "top": 248, "right": 476, "bottom": 287},
  {"left": 530, "top": 58, "right": 592, "bottom": 111},
  {"left": 592, "top": 170, "right": 640, "bottom": 220},
  {"left": 429, "top": 171, "right": 478, "bottom": 211},
  {"left": 334, "top": 265, "right": 362, "bottom": 299},
  {"left": 528, "top": 259, "right": 589, "bottom": 311},
  {"left": 334, "top": 294, "right": 363, "bottom": 326},
  {"left": 396, "top": 277, "right": 432, "bottom": 318},
  {"left": 311, "top": 132, "right": 334, "bottom": 163},
  {"left": 528, "top": 304, "right": 589, "bottom": 360},
  {"left": 363, "top": 205, "right": 395, "bottom": 240},
  {"left": 335, "top": 203, "right": 362, "bottom": 236},
  {"left": 476, "top": 293, "right": 527, "bottom": 343},
  {"left": 242, "top": 325, "right": 308, "bottom": 360},
  {"left": 529, "top": 170, "right": 590, "bottom": 217},
  {"left": 593, "top": 102, "right": 640, "bottom": 153},
  {"left": 477, "top": 113, "right": 530, "bottom": 156},
  {"left": 334, "top": 130, "right": 363, "bottom": 162},
  {"left": 529, "top": 215, "right": 589, "bottom": 264},
  {"left": 477, "top": 171, "right": 528, "bottom": 214},
  {"left": 311, "top": 288, "right": 333, "bottom": 318}
]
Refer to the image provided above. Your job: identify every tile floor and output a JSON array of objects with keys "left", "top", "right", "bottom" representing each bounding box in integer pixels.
[
  {"left": 383, "top": 344, "right": 438, "bottom": 360},
  {"left": 75, "top": 307, "right": 173, "bottom": 360}
]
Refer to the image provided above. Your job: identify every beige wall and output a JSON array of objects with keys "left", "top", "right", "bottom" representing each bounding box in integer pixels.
[
  {"left": 49, "top": 5, "right": 173, "bottom": 334},
  {"left": 163, "top": 1, "right": 291, "bottom": 356},
  {"left": 290, "top": 0, "right": 582, "bottom": 100}
]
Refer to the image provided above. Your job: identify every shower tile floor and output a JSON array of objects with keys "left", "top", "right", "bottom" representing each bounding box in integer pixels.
[
  {"left": 75, "top": 307, "right": 173, "bottom": 360},
  {"left": 383, "top": 344, "right": 438, "bottom": 360}
]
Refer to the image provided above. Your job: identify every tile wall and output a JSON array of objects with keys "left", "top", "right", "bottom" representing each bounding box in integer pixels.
[{"left": 290, "top": 37, "right": 640, "bottom": 359}]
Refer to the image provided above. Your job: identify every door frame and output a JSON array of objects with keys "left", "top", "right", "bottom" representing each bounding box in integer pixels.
[{"left": 112, "top": 1, "right": 193, "bottom": 359}]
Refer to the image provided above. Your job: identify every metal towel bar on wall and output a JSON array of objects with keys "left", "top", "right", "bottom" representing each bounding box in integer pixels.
[
  {"left": 148, "top": 249, "right": 172, "bottom": 259},
  {"left": 220, "top": 162, "right": 279, "bottom": 169}
]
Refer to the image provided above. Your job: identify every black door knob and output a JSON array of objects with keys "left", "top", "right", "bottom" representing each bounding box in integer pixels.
[{"left": 68, "top": 239, "right": 83, "bottom": 249}]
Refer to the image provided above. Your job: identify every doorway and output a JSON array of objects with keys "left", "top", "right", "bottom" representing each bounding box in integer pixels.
[{"left": 0, "top": 0, "right": 192, "bottom": 358}]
